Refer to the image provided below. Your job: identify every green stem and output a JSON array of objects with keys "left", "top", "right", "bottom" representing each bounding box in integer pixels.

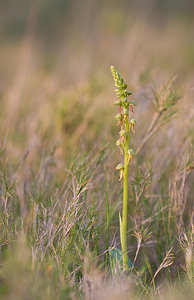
[
  {"left": 110, "top": 65, "right": 134, "bottom": 272},
  {"left": 122, "top": 120, "right": 130, "bottom": 270}
]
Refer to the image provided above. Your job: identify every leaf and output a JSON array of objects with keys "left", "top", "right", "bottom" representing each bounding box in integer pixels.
[
  {"left": 109, "top": 247, "right": 132, "bottom": 272},
  {"left": 119, "top": 213, "right": 124, "bottom": 250}
]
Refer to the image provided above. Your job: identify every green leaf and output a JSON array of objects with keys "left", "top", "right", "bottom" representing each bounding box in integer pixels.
[
  {"left": 109, "top": 247, "right": 132, "bottom": 271},
  {"left": 119, "top": 213, "right": 124, "bottom": 250}
]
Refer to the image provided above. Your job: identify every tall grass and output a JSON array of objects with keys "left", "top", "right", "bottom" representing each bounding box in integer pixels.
[{"left": 0, "top": 1, "right": 193, "bottom": 299}]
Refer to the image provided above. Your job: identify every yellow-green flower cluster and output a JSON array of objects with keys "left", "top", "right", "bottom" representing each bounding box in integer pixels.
[
  {"left": 110, "top": 66, "right": 135, "bottom": 111},
  {"left": 110, "top": 65, "right": 136, "bottom": 166}
]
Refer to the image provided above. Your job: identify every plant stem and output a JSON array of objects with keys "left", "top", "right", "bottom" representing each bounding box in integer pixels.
[
  {"left": 110, "top": 65, "right": 135, "bottom": 271},
  {"left": 122, "top": 120, "right": 130, "bottom": 270}
]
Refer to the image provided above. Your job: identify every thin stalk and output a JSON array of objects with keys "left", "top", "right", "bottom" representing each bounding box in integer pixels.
[
  {"left": 122, "top": 121, "right": 130, "bottom": 270},
  {"left": 110, "top": 65, "right": 136, "bottom": 272}
]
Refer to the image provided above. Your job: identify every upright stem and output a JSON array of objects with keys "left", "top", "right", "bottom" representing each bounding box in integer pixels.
[
  {"left": 122, "top": 120, "right": 130, "bottom": 270},
  {"left": 110, "top": 65, "right": 135, "bottom": 272}
]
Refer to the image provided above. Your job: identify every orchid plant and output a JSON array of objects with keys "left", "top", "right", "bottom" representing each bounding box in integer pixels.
[{"left": 110, "top": 66, "right": 136, "bottom": 270}]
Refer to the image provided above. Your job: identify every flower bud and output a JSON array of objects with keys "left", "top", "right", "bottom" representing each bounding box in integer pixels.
[
  {"left": 123, "top": 108, "right": 129, "bottom": 115},
  {"left": 129, "top": 100, "right": 136, "bottom": 106},
  {"left": 116, "top": 164, "right": 125, "bottom": 180},
  {"left": 130, "top": 119, "right": 136, "bottom": 125},
  {"left": 126, "top": 149, "right": 135, "bottom": 165},
  {"left": 116, "top": 139, "right": 121, "bottom": 146},
  {"left": 126, "top": 91, "right": 132, "bottom": 96},
  {"left": 130, "top": 119, "right": 136, "bottom": 134},
  {"left": 119, "top": 129, "right": 127, "bottom": 137},
  {"left": 114, "top": 100, "right": 122, "bottom": 106},
  {"left": 116, "top": 92, "right": 122, "bottom": 98},
  {"left": 116, "top": 163, "right": 124, "bottom": 170},
  {"left": 115, "top": 113, "right": 123, "bottom": 121},
  {"left": 128, "top": 149, "right": 135, "bottom": 156}
]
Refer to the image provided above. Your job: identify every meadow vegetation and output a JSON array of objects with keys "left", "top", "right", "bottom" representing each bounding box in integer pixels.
[{"left": 0, "top": 1, "right": 193, "bottom": 299}]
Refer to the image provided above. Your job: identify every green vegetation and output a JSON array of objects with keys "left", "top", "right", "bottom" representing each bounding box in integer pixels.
[{"left": 0, "top": 1, "right": 193, "bottom": 299}]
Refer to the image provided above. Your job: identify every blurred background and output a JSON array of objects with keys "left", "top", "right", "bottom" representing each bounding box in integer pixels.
[{"left": 0, "top": 0, "right": 194, "bottom": 163}]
